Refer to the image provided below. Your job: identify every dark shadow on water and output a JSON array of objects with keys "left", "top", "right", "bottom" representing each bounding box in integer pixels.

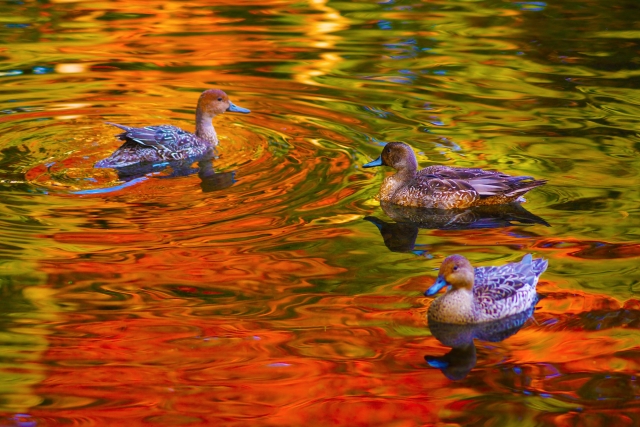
[
  {"left": 77, "top": 158, "right": 236, "bottom": 195},
  {"left": 425, "top": 305, "right": 535, "bottom": 381},
  {"left": 362, "top": 216, "right": 425, "bottom": 254},
  {"left": 365, "top": 201, "right": 549, "bottom": 255},
  {"left": 379, "top": 201, "right": 550, "bottom": 229}
]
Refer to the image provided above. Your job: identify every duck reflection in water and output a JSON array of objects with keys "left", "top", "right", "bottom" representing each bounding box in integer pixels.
[
  {"left": 423, "top": 254, "right": 547, "bottom": 380},
  {"left": 109, "top": 158, "right": 236, "bottom": 193},
  {"left": 425, "top": 307, "right": 535, "bottom": 380},
  {"left": 365, "top": 201, "right": 549, "bottom": 255}
]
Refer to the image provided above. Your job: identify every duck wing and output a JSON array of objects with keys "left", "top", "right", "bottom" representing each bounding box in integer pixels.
[
  {"left": 411, "top": 168, "right": 479, "bottom": 196},
  {"left": 420, "top": 165, "right": 545, "bottom": 198},
  {"left": 420, "top": 165, "right": 516, "bottom": 181},
  {"left": 107, "top": 123, "right": 191, "bottom": 157},
  {"left": 472, "top": 255, "right": 547, "bottom": 319},
  {"left": 407, "top": 176, "right": 480, "bottom": 208}
]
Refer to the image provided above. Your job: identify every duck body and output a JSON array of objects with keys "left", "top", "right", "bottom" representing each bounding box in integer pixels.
[
  {"left": 96, "top": 89, "right": 250, "bottom": 169},
  {"left": 95, "top": 124, "right": 214, "bottom": 168},
  {"left": 424, "top": 254, "right": 547, "bottom": 325},
  {"left": 363, "top": 142, "right": 546, "bottom": 209}
]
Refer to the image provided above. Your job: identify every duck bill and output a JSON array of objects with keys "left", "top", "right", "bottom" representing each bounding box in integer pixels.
[
  {"left": 227, "top": 101, "right": 250, "bottom": 114},
  {"left": 424, "top": 276, "right": 448, "bottom": 296},
  {"left": 363, "top": 155, "right": 383, "bottom": 168}
]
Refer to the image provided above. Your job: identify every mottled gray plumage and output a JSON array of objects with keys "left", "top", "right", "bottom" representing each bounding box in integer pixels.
[{"left": 95, "top": 123, "right": 214, "bottom": 168}]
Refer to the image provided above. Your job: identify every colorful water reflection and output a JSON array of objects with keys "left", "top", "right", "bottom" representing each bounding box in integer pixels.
[{"left": 0, "top": 0, "right": 639, "bottom": 425}]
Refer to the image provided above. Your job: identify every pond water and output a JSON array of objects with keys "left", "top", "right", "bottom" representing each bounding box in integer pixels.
[{"left": 1, "top": 0, "right": 640, "bottom": 425}]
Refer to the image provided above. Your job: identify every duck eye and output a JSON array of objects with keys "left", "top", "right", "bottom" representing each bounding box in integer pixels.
[
  {"left": 217, "top": 97, "right": 223, "bottom": 101},
  {"left": 453, "top": 266, "right": 458, "bottom": 271}
]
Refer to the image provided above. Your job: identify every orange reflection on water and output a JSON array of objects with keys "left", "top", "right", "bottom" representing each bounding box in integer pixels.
[{"left": 2, "top": 0, "right": 640, "bottom": 425}]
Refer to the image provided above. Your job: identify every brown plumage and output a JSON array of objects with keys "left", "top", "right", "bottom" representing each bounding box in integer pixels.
[{"left": 363, "top": 142, "right": 546, "bottom": 209}]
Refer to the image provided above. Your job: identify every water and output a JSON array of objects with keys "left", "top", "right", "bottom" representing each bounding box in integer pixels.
[{"left": 1, "top": 0, "right": 639, "bottom": 425}]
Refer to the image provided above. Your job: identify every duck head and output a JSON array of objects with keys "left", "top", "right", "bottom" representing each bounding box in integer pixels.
[
  {"left": 197, "top": 89, "right": 250, "bottom": 118},
  {"left": 424, "top": 254, "right": 475, "bottom": 296},
  {"left": 363, "top": 142, "right": 418, "bottom": 172}
]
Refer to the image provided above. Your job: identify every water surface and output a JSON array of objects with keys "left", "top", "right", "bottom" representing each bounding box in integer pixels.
[{"left": 1, "top": 0, "right": 640, "bottom": 425}]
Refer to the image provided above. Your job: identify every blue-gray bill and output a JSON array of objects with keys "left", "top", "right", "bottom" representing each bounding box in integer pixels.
[
  {"left": 363, "top": 156, "right": 383, "bottom": 168},
  {"left": 424, "top": 276, "right": 448, "bottom": 296},
  {"left": 227, "top": 102, "right": 251, "bottom": 114}
]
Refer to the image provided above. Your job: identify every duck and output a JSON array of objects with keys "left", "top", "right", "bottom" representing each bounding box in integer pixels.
[
  {"left": 363, "top": 142, "right": 546, "bottom": 209},
  {"left": 424, "top": 254, "right": 547, "bottom": 325},
  {"left": 95, "top": 89, "right": 250, "bottom": 169}
]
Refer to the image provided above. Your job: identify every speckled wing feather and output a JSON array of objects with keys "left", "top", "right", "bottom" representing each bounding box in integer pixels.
[
  {"left": 472, "top": 256, "right": 548, "bottom": 320},
  {"left": 420, "top": 165, "right": 538, "bottom": 197},
  {"left": 107, "top": 123, "right": 191, "bottom": 157},
  {"left": 420, "top": 165, "right": 518, "bottom": 180},
  {"left": 97, "top": 122, "right": 213, "bottom": 169},
  {"left": 403, "top": 173, "right": 479, "bottom": 208}
]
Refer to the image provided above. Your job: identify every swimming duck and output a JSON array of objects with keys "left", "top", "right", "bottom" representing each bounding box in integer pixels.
[
  {"left": 363, "top": 142, "right": 546, "bottom": 209},
  {"left": 95, "top": 89, "right": 250, "bottom": 169},
  {"left": 424, "top": 254, "right": 547, "bottom": 325}
]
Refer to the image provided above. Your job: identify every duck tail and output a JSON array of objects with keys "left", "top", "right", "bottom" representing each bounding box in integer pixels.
[
  {"left": 532, "top": 257, "right": 549, "bottom": 276},
  {"left": 505, "top": 178, "right": 547, "bottom": 197},
  {"left": 105, "top": 122, "right": 131, "bottom": 132},
  {"left": 511, "top": 178, "right": 547, "bottom": 194},
  {"left": 515, "top": 254, "right": 548, "bottom": 287}
]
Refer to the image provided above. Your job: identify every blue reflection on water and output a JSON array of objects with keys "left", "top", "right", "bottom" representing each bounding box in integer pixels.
[
  {"left": 515, "top": 1, "right": 547, "bottom": 11},
  {"left": 33, "top": 66, "right": 53, "bottom": 74},
  {"left": 378, "top": 20, "right": 392, "bottom": 30},
  {"left": 0, "top": 70, "right": 22, "bottom": 77},
  {"left": 72, "top": 176, "right": 149, "bottom": 195}
]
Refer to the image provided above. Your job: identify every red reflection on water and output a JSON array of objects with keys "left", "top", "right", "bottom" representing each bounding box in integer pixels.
[
  {"left": 534, "top": 238, "right": 640, "bottom": 260},
  {"left": 3, "top": 0, "right": 640, "bottom": 424},
  {"left": 27, "top": 278, "right": 447, "bottom": 426}
]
